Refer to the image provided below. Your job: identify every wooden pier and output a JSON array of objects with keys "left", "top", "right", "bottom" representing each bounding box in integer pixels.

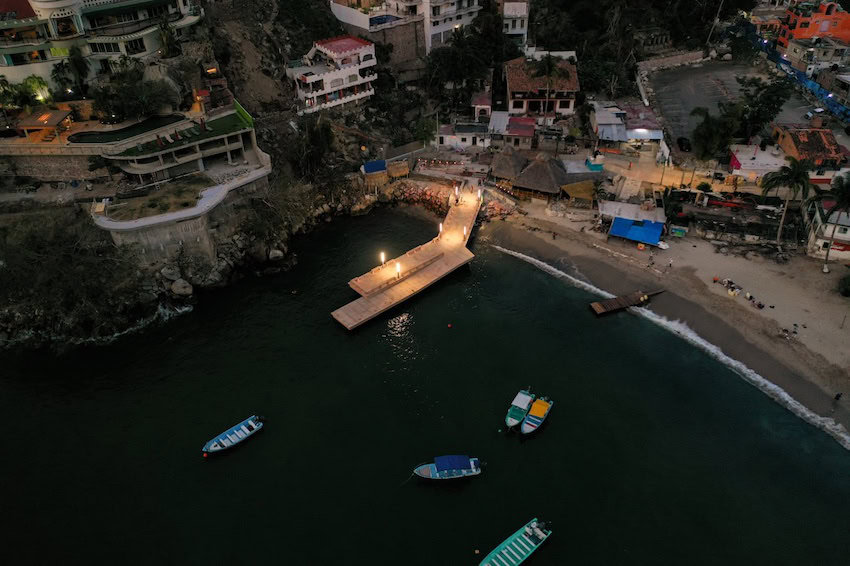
[
  {"left": 589, "top": 290, "right": 664, "bottom": 316},
  {"left": 331, "top": 187, "right": 482, "bottom": 330}
]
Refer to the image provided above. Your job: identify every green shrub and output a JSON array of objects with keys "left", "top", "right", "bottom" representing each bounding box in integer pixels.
[
  {"left": 697, "top": 182, "right": 712, "bottom": 192},
  {"left": 840, "top": 275, "right": 850, "bottom": 297}
]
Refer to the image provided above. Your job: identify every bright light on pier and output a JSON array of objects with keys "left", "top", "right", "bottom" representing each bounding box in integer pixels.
[{"left": 396, "top": 262, "right": 401, "bottom": 278}]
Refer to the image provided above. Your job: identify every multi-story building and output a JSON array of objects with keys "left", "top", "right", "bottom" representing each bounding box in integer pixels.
[
  {"left": 504, "top": 55, "right": 580, "bottom": 125},
  {"left": 750, "top": 0, "right": 792, "bottom": 38},
  {"left": 805, "top": 199, "right": 850, "bottom": 260},
  {"left": 0, "top": 0, "right": 202, "bottom": 86},
  {"left": 285, "top": 35, "right": 377, "bottom": 115},
  {"left": 776, "top": 1, "right": 850, "bottom": 53},
  {"left": 500, "top": 1, "right": 528, "bottom": 46},
  {"left": 784, "top": 35, "right": 850, "bottom": 75},
  {"left": 382, "top": 0, "right": 481, "bottom": 51}
]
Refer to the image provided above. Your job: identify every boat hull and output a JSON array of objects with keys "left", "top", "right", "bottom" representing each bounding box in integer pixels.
[
  {"left": 520, "top": 399, "right": 553, "bottom": 435},
  {"left": 413, "top": 456, "right": 481, "bottom": 480},
  {"left": 479, "top": 518, "right": 552, "bottom": 566},
  {"left": 202, "top": 415, "right": 264, "bottom": 455},
  {"left": 505, "top": 390, "right": 535, "bottom": 428}
]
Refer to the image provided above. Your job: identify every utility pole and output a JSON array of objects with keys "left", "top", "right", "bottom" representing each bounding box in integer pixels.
[{"left": 706, "top": 0, "right": 725, "bottom": 46}]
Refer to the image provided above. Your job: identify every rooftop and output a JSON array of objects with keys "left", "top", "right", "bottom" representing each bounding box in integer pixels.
[
  {"left": 513, "top": 154, "right": 570, "bottom": 194},
  {"left": 620, "top": 103, "right": 661, "bottom": 131},
  {"left": 117, "top": 113, "right": 251, "bottom": 157},
  {"left": 505, "top": 56, "right": 580, "bottom": 93},
  {"left": 775, "top": 124, "right": 841, "bottom": 159},
  {"left": 16, "top": 109, "right": 71, "bottom": 129},
  {"left": 0, "top": 0, "right": 35, "bottom": 20},
  {"left": 506, "top": 116, "right": 536, "bottom": 137},
  {"left": 316, "top": 35, "right": 372, "bottom": 55},
  {"left": 488, "top": 111, "right": 510, "bottom": 134}
]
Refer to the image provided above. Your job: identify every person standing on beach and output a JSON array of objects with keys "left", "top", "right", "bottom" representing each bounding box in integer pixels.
[
  {"left": 647, "top": 251, "right": 655, "bottom": 268},
  {"left": 666, "top": 258, "right": 673, "bottom": 272}
]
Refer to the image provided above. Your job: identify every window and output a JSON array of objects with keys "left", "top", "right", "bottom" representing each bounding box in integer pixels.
[
  {"left": 520, "top": 19, "right": 524, "bottom": 28},
  {"left": 117, "top": 12, "right": 138, "bottom": 23},
  {"left": 513, "top": 137, "right": 520, "bottom": 146},
  {"left": 439, "top": 136, "right": 444, "bottom": 144},
  {"left": 432, "top": 6, "right": 440, "bottom": 16},
  {"left": 839, "top": 227, "right": 849, "bottom": 234},
  {"left": 330, "top": 78, "right": 344, "bottom": 87},
  {"left": 833, "top": 20, "right": 838, "bottom": 27},
  {"left": 512, "top": 19, "right": 517, "bottom": 29},
  {"left": 800, "top": 22, "right": 809, "bottom": 28},
  {"left": 125, "top": 37, "right": 146, "bottom": 54},
  {"left": 362, "top": 53, "right": 373, "bottom": 61},
  {"left": 90, "top": 42, "right": 120, "bottom": 53},
  {"left": 512, "top": 100, "right": 523, "bottom": 109},
  {"left": 348, "top": 74, "right": 358, "bottom": 83},
  {"left": 822, "top": 241, "right": 830, "bottom": 249},
  {"left": 559, "top": 100, "right": 571, "bottom": 109},
  {"left": 148, "top": 4, "right": 170, "bottom": 18},
  {"left": 504, "top": 23, "right": 509, "bottom": 31},
  {"left": 461, "top": 137, "right": 467, "bottom": 143}
]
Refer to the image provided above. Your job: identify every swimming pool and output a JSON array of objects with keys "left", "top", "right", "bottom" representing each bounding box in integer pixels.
[
  {"left": 67, "top": 114, "right": 184, "bottom": 144},
  {"left": 369, "top": 14, "right": 401, "bottom": 26}
]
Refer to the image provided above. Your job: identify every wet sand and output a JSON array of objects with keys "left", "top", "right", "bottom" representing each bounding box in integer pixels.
[{"left": 480, "top": 218, "right": 850, "bottom": 437}]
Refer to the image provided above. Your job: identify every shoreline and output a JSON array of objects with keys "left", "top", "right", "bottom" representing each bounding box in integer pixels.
[{"left": 481, "top": 217, "right": 850, "bottom": 439}]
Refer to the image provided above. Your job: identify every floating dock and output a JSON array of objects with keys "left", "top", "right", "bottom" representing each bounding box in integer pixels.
[
  {"left": 331, "top": 187, "right": 481, "bottom": 330},
  {"left": 589, "top": 290, "right": 664, "bottom": 316}
]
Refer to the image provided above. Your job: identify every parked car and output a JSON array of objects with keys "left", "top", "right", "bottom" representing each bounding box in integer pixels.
[
  {"left": 804, "top": 108, "right": 825, "bottom": 120},
  {"left": 677, "top": 137, "right": 692, "bottom": 152}
]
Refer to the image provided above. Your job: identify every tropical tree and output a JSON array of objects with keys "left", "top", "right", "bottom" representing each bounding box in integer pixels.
[
  {"left": 68, "top": 46, "right": 91, "bottom": 93},
  {"left": 760, "top": 156, "right": 816, "bottom": 243},
  {"left": 0, "top": 75, "right": 10, "bottom": 125},
  {"left": 158, "top": 17, "right": 179, "bottom": 58},
  {"left": 532, "top": 54, "right": 570, "bottom": 125},
  {"left": 22, "top": 74, "right": 49, "bottom": 101},
  {"left": 690, "top": 106, "right": 737, "bottom": 161},
  {"left": 809, "top": 173, "right": 850, "bottom": 272},
  {"left": 413, "top": 117, "right": 437, "bottom": 146},
  {"left": 50, "top": 60, "right": 74, "bottom": 93}
]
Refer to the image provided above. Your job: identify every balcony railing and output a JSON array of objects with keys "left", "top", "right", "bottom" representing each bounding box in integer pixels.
[
  {"left": 0, "top": 33, "right": 48, "bottom": 47},
  {"left": 87, "top": 12, "right": 179, "bottom": 37}
]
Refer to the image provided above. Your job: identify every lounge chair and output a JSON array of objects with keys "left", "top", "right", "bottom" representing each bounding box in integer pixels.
[{"left": 163, "top": 134, "right": 174, "bottom": 143}]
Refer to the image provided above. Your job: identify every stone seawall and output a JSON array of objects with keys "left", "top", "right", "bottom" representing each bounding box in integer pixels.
[{"left": 339, "top": 19, "right": 426, "bottom": 70}]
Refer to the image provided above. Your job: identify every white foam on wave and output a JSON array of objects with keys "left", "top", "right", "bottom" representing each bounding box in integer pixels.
[{"left": 493, "top": 245, "right": 850, "bottom": 451}]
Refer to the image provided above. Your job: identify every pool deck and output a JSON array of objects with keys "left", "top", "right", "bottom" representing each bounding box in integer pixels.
[{"left": 331, "top": 186, "right": 481, "bottom": 330}]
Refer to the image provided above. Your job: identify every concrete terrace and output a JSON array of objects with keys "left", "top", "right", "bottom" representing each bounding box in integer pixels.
[{"left": 331, "top": 184, "right": 482, "bottom": 330}]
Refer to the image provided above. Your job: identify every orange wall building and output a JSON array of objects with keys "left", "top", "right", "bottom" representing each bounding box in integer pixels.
[{"left": 777, "top": 1, "right": 850, "bottom": 51}]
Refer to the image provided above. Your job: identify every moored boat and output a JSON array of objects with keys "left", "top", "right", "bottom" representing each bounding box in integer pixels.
[
  {"left": 520, "top": 398, "right": 553, "bottom": 434},
  {"left": 202, "top": 415, "right": 264, "bottom": 457},
  {"left": 413, "top": 455, "right": 481, "bottom": 480},
  {"left": 479, "top": 518, "right": 552, "bottom": 566},
  {"left": 505, "top": 389, "right": 535, "bottom": 428}
]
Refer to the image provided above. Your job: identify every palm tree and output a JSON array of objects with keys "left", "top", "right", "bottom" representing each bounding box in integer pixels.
[
  {"left": 761, "top": 156, "right": 816, "bottom": 244},
  {"left": 0, "top": 75, "right": 10, "bottom": 125},
  {"left": 531, "top": 54, "right": 570, "bottom": 125},
  {"left": 68, "top": 46, "right": 90, "bottom": 94},
  {"left": 809, "top": 173, "right": 850, "bottom": 272}
]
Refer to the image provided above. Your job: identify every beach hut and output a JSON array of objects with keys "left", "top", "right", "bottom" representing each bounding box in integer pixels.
[
  {"left": 387, "top": 160, "right": 409, "bottom": 178},
  {"left": 511, "top": 154, "right": 570, "bottom": 202}
]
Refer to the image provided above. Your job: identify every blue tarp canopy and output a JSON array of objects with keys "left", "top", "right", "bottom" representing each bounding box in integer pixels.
[
  {"left": 609, "top": 217, "right": 664, "bottom": 246},
  {"left": 434, "top": 455, "right": 470, "bottom": 471},
  {"left": 364, "top": 160, "right": 387, "bottom": 174}
]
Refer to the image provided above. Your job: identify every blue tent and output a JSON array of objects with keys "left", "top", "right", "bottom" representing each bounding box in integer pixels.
[
  {"left": 609, "top": 217, "right": 664, "bottom": 246},
  {"left": 364, "top": 160, "right": 387, "bottom": 174}
]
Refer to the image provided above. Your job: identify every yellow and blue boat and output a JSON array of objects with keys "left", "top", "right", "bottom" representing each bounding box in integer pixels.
[
  {"left": 413, "top": 455, "right": 481, "bottom": 480},
  {"left": 520, "top": 397, "right": 553, "bottom": 434},
  {"left": 479, "top": 518, "right": 552, "bottom": 565}
]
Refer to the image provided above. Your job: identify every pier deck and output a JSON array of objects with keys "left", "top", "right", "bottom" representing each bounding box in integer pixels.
[
  {"left": 590, "top": 290, "right": 664, "bottom": 316},
  {"left": 332, "top": 188, "right": 481, "bottom": 330}
]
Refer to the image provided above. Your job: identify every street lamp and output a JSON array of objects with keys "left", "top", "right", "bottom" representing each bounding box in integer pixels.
[
  {"left": 396, "top": 262, "right": 401, "bottom": 279},
  {"left": 380, "top": 251, "right": 385, "bottom": 266},
  {"left": 463, "top": 226, "right": 467, "bottom": 238},
  {"left": 439, "top": 222, "right": 443, "bottom": 237}
]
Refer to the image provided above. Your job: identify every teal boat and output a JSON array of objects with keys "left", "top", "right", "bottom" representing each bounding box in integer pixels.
[
  {"left": 505, "top": 389, "right": 535, "bottom": 428},
  {"left": 479, "top": 518, "right": 552, "bottom": 566}
]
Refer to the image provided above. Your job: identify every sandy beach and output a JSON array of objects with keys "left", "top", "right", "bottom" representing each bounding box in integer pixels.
[{"left": 477, "top": 208, "right": 850, "bottom": 436}]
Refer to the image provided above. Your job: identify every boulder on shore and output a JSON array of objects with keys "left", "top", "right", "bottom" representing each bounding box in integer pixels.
[
  {"left": 268, "top": 249, "right": 285, "bottom": 261},
  {"left": 160, "top": 265, "right": 181, "bottom": 281},
  {"left": 171, "top": 278, "right": 194, "bottom": 297}
]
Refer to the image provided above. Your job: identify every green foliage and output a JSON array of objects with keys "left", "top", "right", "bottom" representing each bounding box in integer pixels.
[
  {"left": 68, "top": 46, "right": 90, "bottom": 93},
  {"left": 761, "top": 157, "right": 816, "bottom": 242},
  {"left": 426, "top": 27, "right": 487, "bottom": 109},
  {"left": 812, "top": 172, "right": 850, "bottom": 266},
  {"left": 0, "top": 209, "right": 144, "bottom": 335},
  {"left": 690, "top": 107, "right": 736, "bottom": 161},
  {"left": 696, "top": 182, "right": 712, "bottom": 192},
  {"left": 158, "top": 17, "right": 180, "bottom": 58},
  {"left": 92, "top": 79, "right": 178, "bottom": 120},
  {"left": 413, "top": 117, "right": 438, "bottom": 146},
  {"left": 289, "top": 115, "right": 334, "bottom": 179},
  {"left": 51, "top": 61, "right": 73, "bottom": 93},
  {"left": 839, "top": 275, "right": 850, "bottom": 297},
  {"left": 723, "top": 76, "right": 792, "bottom": 139}
]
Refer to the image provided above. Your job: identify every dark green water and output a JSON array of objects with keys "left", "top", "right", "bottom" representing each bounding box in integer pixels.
[{"left": 2, "top": 209, "right": 849, "bottom": 565}]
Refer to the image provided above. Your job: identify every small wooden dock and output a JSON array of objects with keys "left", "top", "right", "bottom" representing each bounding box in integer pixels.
[
  {"left": 332, "top": 187, "right": 481, "bottom": 330},
  {"left": 590, "top": 290, "right": 664, "bottom": 316}
]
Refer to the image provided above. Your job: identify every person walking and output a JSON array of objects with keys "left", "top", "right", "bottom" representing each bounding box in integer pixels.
[{"left": 666, "top": 258, "right": 673, "bottom": 272}]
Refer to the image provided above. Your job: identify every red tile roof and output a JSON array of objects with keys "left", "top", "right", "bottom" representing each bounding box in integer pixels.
[
  {"left": 505, "top": 57, "right": 580, "bottom": 94},
  {"left": 316, "top": 35, "right": 373, "bottom": 54},
  {"left": 776, "top": 125, "right": 841, "bottom": 160},
  {"left": 0, "top": 0, "right": 35, "bottom": 19},
  {"left": 506, "top": 116, "right": 536, "bottom": 137}
]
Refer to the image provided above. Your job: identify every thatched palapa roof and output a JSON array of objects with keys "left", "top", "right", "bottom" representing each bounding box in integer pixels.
[
  {"left": 490, "top": 146, "right": 527, "bottom": 180},
  {"left": 513, "top": 154, "right": 570, "bottom": 194}
]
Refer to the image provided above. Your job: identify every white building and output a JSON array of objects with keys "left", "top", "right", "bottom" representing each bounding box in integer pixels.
[
  {"left": 386, "top": 0, "right": 482, "bottom": 51},
  {"left": 502, "top": 1, "right": 528, "bottom": 46},
  {"left": 806, "top": 202, "right": 850, "bottom": 261},
  {"left": 0, "top": 0, "right": 202, "bottom": 87},
  {"left": 285, "top": 36, "right": 377, "bottom": 115}
]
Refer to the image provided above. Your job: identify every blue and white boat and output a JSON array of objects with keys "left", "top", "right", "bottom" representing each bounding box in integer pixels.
[
  {"left": 202, "top": 415, "right": 264, "bottom": 457},
  {"left": 413, "top": 455, "right": 481, "bottom": 480}
]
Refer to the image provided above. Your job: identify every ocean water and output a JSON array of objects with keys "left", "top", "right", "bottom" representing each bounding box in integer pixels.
[{"left": 2, "top": 208, "right": 849, "bottom": 565}]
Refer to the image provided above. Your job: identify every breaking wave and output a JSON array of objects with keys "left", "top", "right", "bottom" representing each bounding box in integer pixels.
[{"left": 493, "top": 245, "right": 850, "bottom": 451}]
